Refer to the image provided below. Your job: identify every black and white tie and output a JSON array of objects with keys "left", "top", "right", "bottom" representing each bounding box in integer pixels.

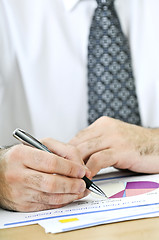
[{"left": 88, "top": 0, "right": 141, "bottom": 125}]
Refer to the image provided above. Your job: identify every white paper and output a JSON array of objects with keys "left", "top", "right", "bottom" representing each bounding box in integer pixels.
[
  {"left": 39, "top": 173, "right": 159, "bottom": 233},
  {"left": 0, "top": 168, "right": 159, "bottom": 233}
]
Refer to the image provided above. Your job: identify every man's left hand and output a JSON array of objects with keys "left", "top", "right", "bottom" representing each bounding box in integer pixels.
[{"left": 70, "top": 117, "right": 159, "bottom": 177}]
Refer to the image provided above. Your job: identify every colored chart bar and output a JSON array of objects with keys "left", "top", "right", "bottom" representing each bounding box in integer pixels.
[{"left": 109, "top": 181, "right": 159, "bottom": 198}]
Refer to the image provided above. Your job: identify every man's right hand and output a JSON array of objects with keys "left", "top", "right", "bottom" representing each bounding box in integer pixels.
[{"left": 0, "top": 138, "right": 90, "bottom": 212}]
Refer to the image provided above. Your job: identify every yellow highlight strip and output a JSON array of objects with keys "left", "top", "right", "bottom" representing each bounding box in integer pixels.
[{"left": 59, "top": 218, "right": 79, "bottom": 223}]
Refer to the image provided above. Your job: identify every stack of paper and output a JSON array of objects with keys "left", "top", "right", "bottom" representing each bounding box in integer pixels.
[{"left": 1, "top": 168, "right": 159, "bottom": 233}]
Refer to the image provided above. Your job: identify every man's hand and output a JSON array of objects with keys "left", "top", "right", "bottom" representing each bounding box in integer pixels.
[
  {"left": 70, "top": 116, "right": 159, "bottom": 177},
  {"left": 0, "top": 138, "right": 90, "bottom": 212}
]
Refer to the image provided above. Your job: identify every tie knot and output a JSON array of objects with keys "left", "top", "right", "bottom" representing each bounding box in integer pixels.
[{"left": 96, "top": 0, "right": 114, "bottom": 6}]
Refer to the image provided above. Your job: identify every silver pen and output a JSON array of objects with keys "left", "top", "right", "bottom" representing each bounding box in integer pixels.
[{"left": 13, "top": 128, "right": 107, "bottom": 197}]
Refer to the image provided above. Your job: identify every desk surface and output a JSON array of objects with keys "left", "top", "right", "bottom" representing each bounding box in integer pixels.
[{"left": 1, "top": 217, "right": 159, "bottom": 240}]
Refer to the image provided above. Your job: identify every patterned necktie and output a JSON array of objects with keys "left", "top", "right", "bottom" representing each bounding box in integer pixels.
[{"left": 88, "top": 0, "right": 141, "bottom": 125}]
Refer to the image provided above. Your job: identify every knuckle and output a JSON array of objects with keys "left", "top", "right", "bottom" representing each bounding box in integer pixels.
[
  {"left": 67, "top": 164, "right": 76, "bottom": 177},
  {"left": 6, "top": 144, "right": 22, "bottom": 163},
  {"left": 68, "top": 145, "right": 78, "bottom": 156},
  {"left": 70, "top": 179, "right": 83, "bottom": 193},
  {"left": 100, "top": 116, "right": 108, "bottom": 121},
  {"left": 43, "top": 156, "right": 57, "bottom": 173},
  {"left": 5, "top": 168, "right": 21, "bottom": 184},
  {"left": 61, "top": 180, "right": 69, "bottom": 193},
  {"left": 4, "top": 146, "right": 24, "bottom": 184},
  {"left": 66, "top": 145, "right": 83, "bottom": 165},
  {"left": 96, "top": 116, "right": 108, "bottom": 124},
  {"left": 44, "top": 177, "right": 57, "bottom": 193},
  {"left": 4, "top": 169, "right": 15, "bottom": 183},
  {"left": 69, "top": 181, "right": 77, "bottom": 193}
]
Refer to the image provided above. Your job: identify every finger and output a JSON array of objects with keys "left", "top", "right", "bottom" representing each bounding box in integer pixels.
[
  {"left": 76, "top": 136, "right": 112, "bottom": 161},
  {"left": 70, "top": 125, "right": 99, "bottom": 146},
  {"left": 14, "top": 202, "right": 71, "bottom": 212},
  {"left": 86, "top": 149, "right": 117, "bottom": 177},
  {"left": 8, "top": 187, "right": 79, "bottom": 207},
  {"left": 41, "top": 138, "right": 92, "bottom": 178},
  {"left": 69, "top": 116, "right": 110, "bottom": 146},
  {"left": 32, "top": 192, "right": 79, "bottom": 205},
  {"left": 13, "top": 191, "right": 88, "bottom": 212},
  {"left": 23, "top": 169, "right": 86, "bottom": 194},
  {"left": 27, "top": 189, "right": 88, "bottom": 205},
  {"left": 41, "top": 138, "right": 83, "bottom": 164},
  {"left": 8, "top": 145, "right": 86, "bottom": 178},
  {"left": 18, "top": 188, "right": 79, "bottom": 205}
]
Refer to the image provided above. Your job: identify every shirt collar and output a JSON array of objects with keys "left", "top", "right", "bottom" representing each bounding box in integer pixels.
[{"left": 62, "top": 0, "right": 81, "bottom": 11}]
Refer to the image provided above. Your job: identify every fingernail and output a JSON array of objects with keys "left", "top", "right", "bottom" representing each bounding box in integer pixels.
[
  {"left": 84, "top": 166, "right": 91, "bottom": 178},
  {"left": 78, "top": 167, "right": 85, "bottom": 178},
  {"left": 86, "top": 169, "right": 91, "bottom": 178}
]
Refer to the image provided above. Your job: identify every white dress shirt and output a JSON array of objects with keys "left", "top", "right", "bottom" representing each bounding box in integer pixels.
[{"left": 0, "top": 0, "right": 159, "bottom": 145}]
